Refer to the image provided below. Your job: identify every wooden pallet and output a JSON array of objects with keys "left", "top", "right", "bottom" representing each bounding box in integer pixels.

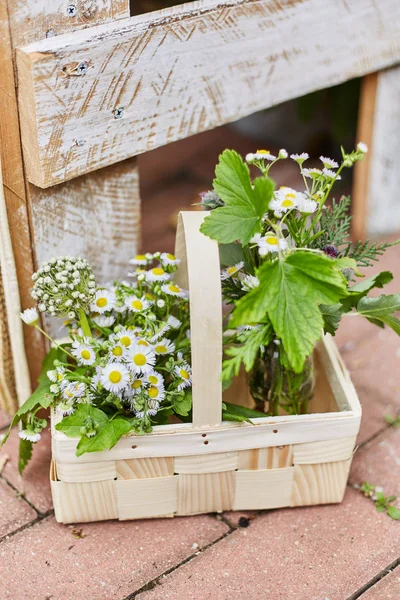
[{"left": 50, "top": 212, "right": 361, "bottom": 523}]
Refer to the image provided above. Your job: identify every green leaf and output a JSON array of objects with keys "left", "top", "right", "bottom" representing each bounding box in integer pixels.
[
  {"left": 319, "top": 303, "right": 343, "bottom": 335},
  {"left": 55, "top": 404, "right": 108, "bottom": 438},
  {"left": 231, "top": 252, "right": 348, "bottom": 372},
  {"left": 222, "top": 324, "right": 272, "bottom": 389},
  {"left": 200, "top": 150, "right": 274, "bottom": 245},
  {"left": 341, "top": 271, "right": 393, "bottom": 311},
  {"left": 387, "top": 506, "right": 400, "bottom": 520},
  {"left": 76, "top": 417, "right": 132, "bottom": 456},
  {"left": 219, "top": 243, "right": 245, "bottom": 267},
  {"left": 357, "top": 294, "right": 400, "bottom": 334},
  {"left": 172, "top": 389, "right": 192, "bottom": 416},
  {"left": 334, "top": 257, "right": 364, "bottom": 277},
  {"left": 223, "top": 402, "right": 264, "bottom": 419},
  {"left": 18, "top": 438, "right": 33, "bottom": 475}
]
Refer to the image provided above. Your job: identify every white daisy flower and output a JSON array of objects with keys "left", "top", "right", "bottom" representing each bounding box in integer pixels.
[
  {"left": 270, "top": 187, "right": 304, "bottom": 216},
  {"left": 297, "top": 196, "right": 318, "bottom": 214},
  {"left": 116, "top": 328, "right": 137, "bottom": 349},
  {"left": 161, "top": 283, "right": 187, "bottom": 297},
  {"left": 301, "top": 168, "right": 322, "bottom": 178},
  {"left": 91, "top": 289, "right": 116, "bottom": 313},
  {"left": 290, "top": 153, "right": 309, "bottom": 163},
  {"left": 241, "top": 274, "right": 260, "bottom": 291},
  {"left": 125, "top": 295, "right": 150, "bottom": 313},
  {"left": 160, "top": 252, "right": 180, "bottom": 267},
  {"left": 147, "top": 385, "right": 165, "bottom": 403},
  {"left": 278, "top": 149, "right": 288, "bottom": 159},
  {"left": 20, "top": 308, "right": 39, "bottom": 326},
  {"left": 322, "top": 168, "right": 341, "bottom": 180},
  {"left": 62, "top": 381, "right": 85, "bottom": 401},
  {"left": 154, "top": 338, "right": 175, "bottom": 355},
  {"left": 252, "top": 232, "right": 288, "bottom": 256},
  {"left": 129, "top": 254, "right": 149, "bottom": 266},
  {"left": 71, "top": 343, "right": 96, "bottom": 366},
  {"left": 19, "top": 430, "right": 41, "bottom": 443},
  {"left": 128, "top": 344, "right": 156, "bottom": 375},
  {"left": 319, "top": 156, "right": 338, "bottom": 169},
  {"left": 253, "top": 149, "right": 276, "bottom": 161},
  {"left": 167, "top": 315, "right": 181, "bottom": 329},
  {"left": 50, "top": 384, "right": 60, "bottom": 395},
  {"left": 58, "top": 400, "right": 75, "bottom": 416},
  {"left": 130, "top": 377, "right": 145, "bottom": 395},
  {"left": 220, "top": 261, "right": 245, "bottom": 281},
  {"left": 100, "top": 363, "right": 130, "bottom": 394},
  {"left": 175, "top": 363, "right": 192, "bottom": 391},
  {"left": 357, "top": 142, "right": 368, "bottom": 153},
  {"left": 145, "top": 267, "right": 171, "bottom": 283},
  {"left": 47, "top": 369, "right": 58, "bottom": 383},
  {"left": 93, "top": 315, "right": 116, "bottom": 328},
  {"left": 108, "top": 342, "right": 124, "bottom": 361},
  {"left": 146, "top": 371, "right": 164, "bottom": 387}
]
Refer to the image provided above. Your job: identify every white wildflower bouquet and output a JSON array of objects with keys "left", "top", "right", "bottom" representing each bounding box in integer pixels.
[
  {"left": 200, "top": 144, "right": 400, "bottom": 416},
  {"left": 3, "top": 253, "right": 194, "bottom": 472}
]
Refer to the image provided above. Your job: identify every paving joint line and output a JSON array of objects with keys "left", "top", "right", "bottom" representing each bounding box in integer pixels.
[
  {"left": 0, "top": 472, "right": 48, "bottom": 517},
  {"left": 0, "top": 510, "right": 54, "bottom": 545},
  {"left": 346, "top": 556, "right": 400, "bottom": 599}
]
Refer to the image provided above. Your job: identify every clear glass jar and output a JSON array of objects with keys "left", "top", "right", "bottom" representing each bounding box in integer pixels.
[{"left": 248, "top": 342, "right": 315, "bottom": 416}]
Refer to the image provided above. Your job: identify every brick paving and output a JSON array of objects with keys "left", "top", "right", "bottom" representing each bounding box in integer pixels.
[{"left": 0, "top": 125, "right": 399, "bottom": 599}]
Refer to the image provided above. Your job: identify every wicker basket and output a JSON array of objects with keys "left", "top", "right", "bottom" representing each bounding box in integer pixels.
[{"left": 50, "top": 211, "right": 361, "bottom": 523}]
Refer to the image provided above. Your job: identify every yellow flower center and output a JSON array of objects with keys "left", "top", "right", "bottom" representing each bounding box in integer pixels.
[
  {"left": 152, "top": 268, "right": 165, "bottom": 276},
  {"left": 168, "top": 285, "right": 180, "bottom": 293},
  {"left": 148, "top": 375, "right": 158, "bottom": 384},
  {"left": 265, "top": 236, "right": 278, "bottom": 246},
  {"left": 109, "top": 371, "right": 122, "bottom": 384},
  {"left": 138, "top": 340, "right": 149, "bottom": 346},
  {"left": 155, "top": 344, "right": 167, "bottom": 353},
  {"left": 132, "top": 300, "right": 143, "bottom": 310},
  {"left": 120, "top": 336, "right": 131, "bottom": 347},
  {"left": 112, "top": 346, "right": 123, "bottom": 357},
  {"left": 167, "top": 253, "right": 175, "bottom": 260},
  {"left": 227, "top": 267, "right": 237, "bottom": 275},
  {"left": 57, "top": 373, "right": 63, "bottom": 381},
  {"left": 133, "top": 353, "right": 146, "bottom": 366},
  {"left": 180, "top": 369, "right": 190, "bottom": 380},
  {"left": 81, "top": 349, "right": 91, "bottom": 360},
  {"left": 132, "top": 380, "right": 142, "bottom": 389},
  {"left": 282, "top": 193, "right": 296, "bottom": 207},
  {"left": 145, "top": 293, "right": 155, "bottom": 300},
  {"left": 96, "top": 297, "right": 108, "bottom": 308},
  {"left": 257, "top": 149, "right": 269, "bottom": 154},
  {"left": 135, "top": 254, "right": 146, "bottom": 260},
  {"left": 148, "top": 386, "right": 159, "bottom": 399}
]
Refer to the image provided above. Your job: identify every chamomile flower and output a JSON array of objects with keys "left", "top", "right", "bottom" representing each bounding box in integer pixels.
[
  {"left": 161, "top": 283, "right": 187, "bottom": 297},
  {"left": 241, "top": 274, "right": 260, "bottom": 291},
  {"left": 58, "top": 401, "right": 75, "bottom": 416},
  {"left": 129, "top": 254, "right": 149, "bottom": 266},
  {"left": 50, "top": 384, "right": 60, "bottom": 395},
  {"left": 108, "top": 342, "right": 124, "bottom": 361},
  {"left": 154, "top": 338, "right": 175, "bottom": 355},
  {"left": 147, "top": 385, "right": 165, "bottom": 403},
  {"left": 290, "top": 152, "right": 309, "bottom": 164},
  {"left": 251, "top": 232, "right": 288, "bottom": 256},
  {"left": 167, "top": 315, "right": 181, "bottom": 329},
  {"left": 160, "top": 253, "right": 180, "bottom": 267},
  {"left": 175, "top": 363, "right": 192, "bottom": 391},
  {"left": 128, "top": 344, "right": 156, "bottom": 375},
  {"left": 125, "top": 295, "right": 150, "bottom": 313},
  {"left": 92, "top": 315, "right": 116, "bottom": 328},
  {"left": 20, "top": 308, "right": 39, "bottom": 326},
  {"left": 146, "top": 267, "right": 171, "bottom": 283},
  {"left": 71, "top": 343, "right": 96, "bottom": 366},
  {"left": 297, "top": 196, "right": 318, "bottom": 214},
  {"left": 246, "top": 149, "right": 276, "bottom": 162},
  {"left": 47, "top": 366, "right": 66, "bottom": 385},
  {"left": 91, "top": 289, "right": 115, "bottom": 313},
  {"left": 19, "top": 430, "right": 41, "bottom": 443},
  {"left": 357, "top": 142, "right": 368, "bottom": 153},
  {"left": 270, "top": 187, "right": 304, "bottom": 216},
  {"left": 130, "top": 377, "right": 144, "bottom": 395},
  {"left": 62, "top": 381, "right": 85, "bottom": 401},
  {"left": 115, "top": 328, "right": 137, "bottom": 349},
  {"left": 100, "top": 363, "right": 130, "bottom": 394},
  {"left": 146, "top": 371, "right": 164, "bottom": 387},
  {"left": 220, "top": 262, "right": 245, "bottom": 281},
  {"left": 322, "top": 168, "right": 341, "bottom": 180},
  {"left": 301, "top": 168, "right": 322, "bottom": 178},
  {"left": 319, "top": 156, "right": 339, "bottom": 169}
]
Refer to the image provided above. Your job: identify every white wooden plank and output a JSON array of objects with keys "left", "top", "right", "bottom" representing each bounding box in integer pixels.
[
  {"left": 233, "top": 467, "right": 294, "bottom": 510},
  {"left": 16, "top": 0, "right": 400, "bottom": 187},
  {"left": 115, "top": 476, "right": 178, "bottom": 519},
  {"left": 177, "top": 471, "right": 234, "bottom": 514},
  {"left": 291, "top": 459, "right": 352, "bottom": 506},
  {"left": 175, "top": 452, "right": 238, "bottom": 473},
  {"left": 293, "top": 437, "right": 356, "bottom": 465}
]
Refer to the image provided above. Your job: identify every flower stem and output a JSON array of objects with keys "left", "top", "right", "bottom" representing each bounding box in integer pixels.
[
  {"left": 34, "top": 326, "right": 76, "bottom": 360},
  {"left": 79, "top": 309, "right": 92, "bottom": 338}
]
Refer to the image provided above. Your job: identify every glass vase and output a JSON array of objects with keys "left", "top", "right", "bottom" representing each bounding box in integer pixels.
[{"left": 248, "top": 342, "right": 315, "bottom": 416}]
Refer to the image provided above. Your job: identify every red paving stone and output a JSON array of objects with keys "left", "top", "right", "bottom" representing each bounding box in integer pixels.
[
  {"left": 0, "top": 514, "right": 228, "bottom": 600},
  {"left": 362, "top": 566, "right": 400, "bottom": 599},
  {"left": 350, "top": 425, "right": 400, "bottom": 498},
  {"left": 0, "top": 478, "right": 36, "bottom": 540},
  {"left": 0, "top": 428, "right": 52, "bottom": 514},
  {"left": 137, "top": 489, "right": 400, "bottom": 600}
]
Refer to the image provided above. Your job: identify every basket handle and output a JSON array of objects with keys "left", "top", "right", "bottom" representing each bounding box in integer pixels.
[{"left": 174, "top": 211, "right": 222, "bottom": 427}]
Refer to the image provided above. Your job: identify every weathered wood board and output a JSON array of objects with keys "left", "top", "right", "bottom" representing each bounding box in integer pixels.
[
  {"left": 353, "top": 66, "right": 400, "bottom": 237},
  {"left": 16, "top": 0, "right": 400, "bottom": 187}
]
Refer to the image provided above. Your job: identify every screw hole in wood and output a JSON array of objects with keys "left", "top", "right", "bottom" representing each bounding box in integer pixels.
[
  {"left": 273, "top": 429, "right": 278, "bottom": 434},
  {"left": 201, "top": 433, "right": 207, "bottom": 438},
  {"left": 204, "top": 440, "right": 209, "bottom": 445},
  {"left": 131, "top": 445, "right": 137, "bottom": 449}
]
